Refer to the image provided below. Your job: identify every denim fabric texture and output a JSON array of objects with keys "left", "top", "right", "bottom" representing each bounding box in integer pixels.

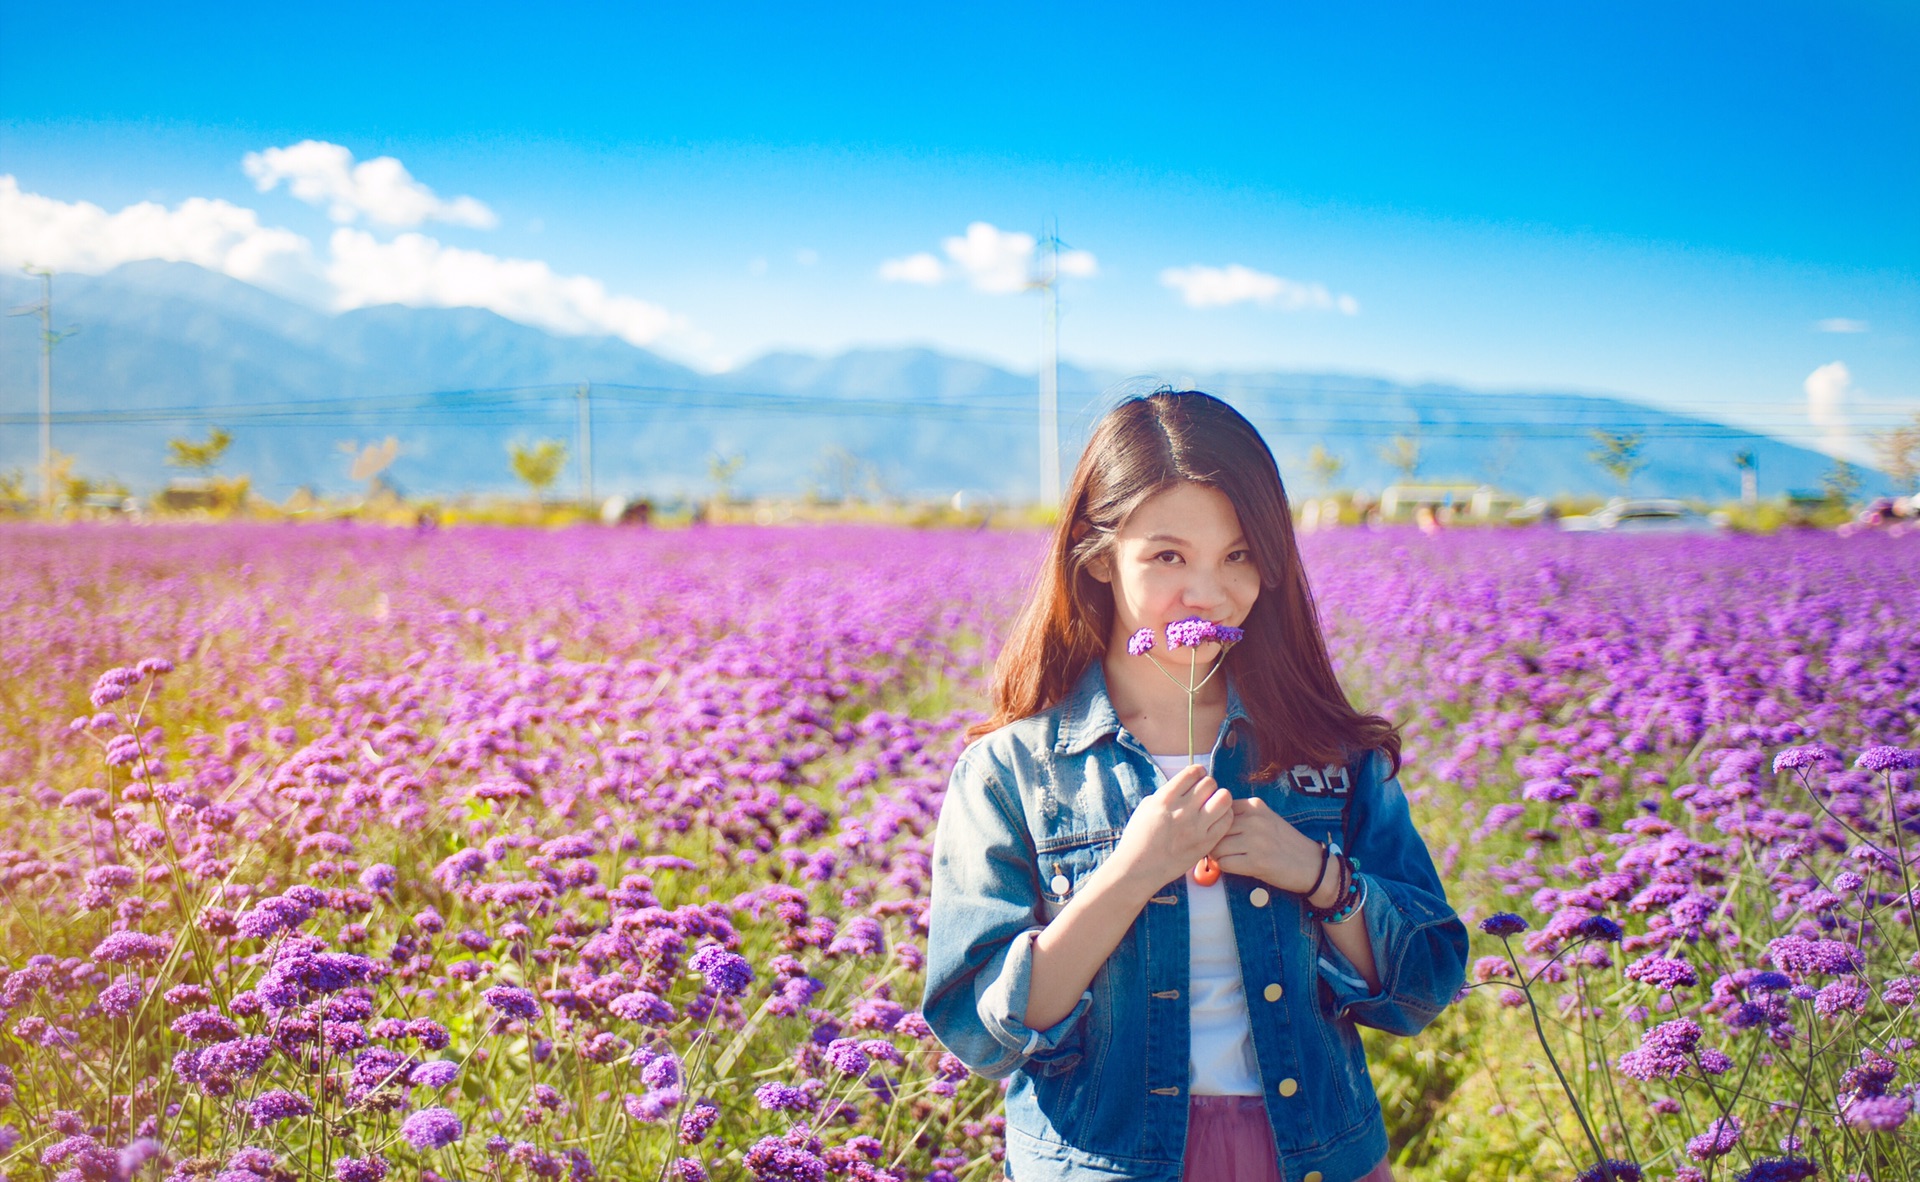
[{"left": 923, "top": 659, "right": 1469, "bottom": 1182}]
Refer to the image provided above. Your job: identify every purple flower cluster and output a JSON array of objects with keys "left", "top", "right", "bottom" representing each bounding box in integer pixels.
[{"left": 1163, "top": 617, "right": 1244, "bottom": 650}]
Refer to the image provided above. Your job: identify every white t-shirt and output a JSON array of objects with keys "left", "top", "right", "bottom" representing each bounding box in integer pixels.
[{"left": 1147, "top": 750, "right": 1262, "bottom": 1096}]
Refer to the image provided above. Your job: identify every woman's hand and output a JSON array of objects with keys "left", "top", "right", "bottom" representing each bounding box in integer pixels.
[
  {"left": 1212, "top": 798, "right": 1336, "bottom": 903},
  {"left": 1109, "top": 764, "right": 1234, "bottom": 891}
]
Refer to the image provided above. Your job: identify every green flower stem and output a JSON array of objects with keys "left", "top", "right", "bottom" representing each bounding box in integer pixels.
[{"left": 1500, "top": 935, "right": 1611, "bottom": 1175}]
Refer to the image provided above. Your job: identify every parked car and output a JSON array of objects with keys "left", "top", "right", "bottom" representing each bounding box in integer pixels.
[{"left": 1559, "top": 498, "right": 1723, "bottom": 533}]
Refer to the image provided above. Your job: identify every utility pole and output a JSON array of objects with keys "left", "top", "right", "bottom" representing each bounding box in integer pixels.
[
  {"left": 576, "top": 382, "right": 594, "bottom": 505},
  {"left": 7, "top": 266, "right": 67, "bottom": 513},
  {"left": 1031, "top": 220, "right": 1062, "bottom": 510}
]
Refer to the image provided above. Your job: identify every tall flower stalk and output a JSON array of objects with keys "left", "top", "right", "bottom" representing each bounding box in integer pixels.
[{"left": 1128, "top": 617, "right": 1244, "bottom": 883}]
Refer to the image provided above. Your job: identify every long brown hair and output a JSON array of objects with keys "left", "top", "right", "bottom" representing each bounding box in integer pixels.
[{"left": 970, "top": 390, "right": 1400, "bottom": 780}]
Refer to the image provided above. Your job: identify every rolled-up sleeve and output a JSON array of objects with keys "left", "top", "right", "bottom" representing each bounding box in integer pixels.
[
  {"left": 922, "top": 748, "right": 1094, "bottom": 1079},
  {"left": 1315, "top": 750, "right": 1468, "bottom": 1036}
]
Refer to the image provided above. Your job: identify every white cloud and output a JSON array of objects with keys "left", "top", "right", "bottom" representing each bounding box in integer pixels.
[
  {"left": 1817, "top": 317, "right": 1869, "bottom": 334},
  {"left": 943, "top": 223, "right": 1036, "bottom": 293},
  {"left": 878, "top": 222, "right": 1098, "bottom": 294},
  {"left": 0, "top": 174, "right": 321, "bottom": 299},
  {"left": 327, "top": 228, "right": 683, "bottom": 347},
  {"left": 0, "top": 174, "right": 694, "bottom": 354},
  {"left": 878, "top": 251, "right": 945, "bottom": 285},
  {"left": 243, "top": 140, "right": 497, "bottom": 230},
  {"left": 1058, "top": 249, "right": 1098, "bottom": 279},
  {"left": 794, "top": 248, "right": 819, "bottom": 266},
  {"left": 1805, "top": 360, "right": 1861, "bottom": 461},
  {"left": 1159, "top": 263, "right": 1359, "bottom": 315}
]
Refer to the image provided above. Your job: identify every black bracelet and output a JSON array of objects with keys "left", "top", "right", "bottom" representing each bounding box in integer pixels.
[
  {"left": 1302, "top": 839, "right": 1332, "bottom": 901},
  {"left": 1304, "top": 850, "right": 1359, "bottom": 922}
]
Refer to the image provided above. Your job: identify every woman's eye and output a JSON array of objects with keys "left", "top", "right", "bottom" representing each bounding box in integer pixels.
[
  {"left": 1153, "top": 551, "right": 1182, "bottom": 564},
  {"left": 1228, "top": 550, "right": 1251, "bottom": 563}
]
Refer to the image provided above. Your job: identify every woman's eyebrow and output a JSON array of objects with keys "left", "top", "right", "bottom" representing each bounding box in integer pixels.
[{"left": 1141, "top": 533, "right": 1248, "bottom": 547}]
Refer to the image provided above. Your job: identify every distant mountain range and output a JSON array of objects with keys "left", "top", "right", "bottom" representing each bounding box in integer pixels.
[{"left": 0, "top": 261, "right": 1874, "bottom": 503}]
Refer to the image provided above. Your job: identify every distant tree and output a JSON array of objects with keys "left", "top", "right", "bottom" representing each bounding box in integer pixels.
[
  {"left": 1822, "top": 459, "right": 1862, "bottom": 507},
  {"left": 508, "top": 439, "right": 569, "bottom": 503},
  {"left": 340, "top": 437, "right": 402, "bottom": 495},
  {"left": 1870, "top": 413, "right": 1920, "bottom": 494},
  {"left": 0, "top": 468, "right": 24, "bottom": 506},
  {"left": 1305, "top": 443, "right": 1345, "bottom": 492},
  {"left": 1588, "top": 430, "right": 1647, "bottom": 495},
  {"left": 48, "top": 450, "right": 79, "bottom": 507},
  {"left": 167, "top": 426, "right": 232, "bottom": 475},
  {"left": 708, "top": 451, "right": 745, "bottom": 506},
  {"left": 813, "top": 445, "right": 862, "bottom": 503},
  {"left": 1733, "top": 449, "right": 1758, "bottom": 506},
  {"left": 1378, "top": 435, "right": 1422, "bottom": 483}
]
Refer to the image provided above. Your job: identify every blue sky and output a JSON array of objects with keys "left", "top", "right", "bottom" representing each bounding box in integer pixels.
[{"left": 2, "top": 0, "right": 1916, "bottom": 448}]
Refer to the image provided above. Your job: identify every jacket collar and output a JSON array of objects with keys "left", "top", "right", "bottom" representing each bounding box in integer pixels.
[{"left": 1053, "top": 655, "right": 1248, "bottom": 756}]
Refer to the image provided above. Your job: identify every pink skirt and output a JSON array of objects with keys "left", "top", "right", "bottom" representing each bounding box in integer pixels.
[{"left": 1181, "top": 1095, "right": 1395, "bottom": 1182}]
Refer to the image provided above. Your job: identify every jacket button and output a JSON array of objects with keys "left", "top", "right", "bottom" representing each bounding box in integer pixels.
[
  {"left": 1050, "top": 874, "right": 1070, "bottom": 894},
  {"left": 1263, "top": 983, "right": 1282, "bottom": 1002},
  {"left": 1304, "top": 1174, "right": 1323, "bottom": 1182},
  {"left": 1249, "top": 887, "right": 1270, "bottom": 908},
  {"left": 1277, "top": 1078, "right": 1298, "bottom": 1097}
]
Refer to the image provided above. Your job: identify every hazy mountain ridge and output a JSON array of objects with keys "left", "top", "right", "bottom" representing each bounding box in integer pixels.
[{"left": 0, "top": 261, "right": 1867, "bottom": 502}]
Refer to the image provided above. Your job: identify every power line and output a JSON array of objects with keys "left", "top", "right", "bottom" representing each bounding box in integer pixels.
[{"left": 2, "top": 380, "right": 1906, "bottom": 441}]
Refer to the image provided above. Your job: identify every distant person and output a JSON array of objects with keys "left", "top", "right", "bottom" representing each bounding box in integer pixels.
[{"left": 924, "top": 390, "right": 1467, "bottom": 1182}]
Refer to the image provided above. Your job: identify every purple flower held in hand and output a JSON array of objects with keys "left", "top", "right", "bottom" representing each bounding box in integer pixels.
[
  {"left": 399, "top": 1107, "right": 464, "bottom": 1150},
  {"left": 689, "top": 945, "right": 753, "bottom": 997},
  {"left": 482, "top": 985, "right": 542, "bottom": 1020},
  {"left": 1126, "top": 628, "right": 1155, "bottom": 656},
  {"left": 1479, "top": 913, "right": 1529, "bottom": 937},
  {"left": 1164, "top": 617, "right": 1217, "bottom": 650},
  {"left": 248, "top": 1089, "right": 313, "bottom": 1127}
]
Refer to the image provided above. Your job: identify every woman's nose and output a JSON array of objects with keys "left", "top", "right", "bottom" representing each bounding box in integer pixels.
[{"left": 1180, "top": 574, "right": 1228, "bottom": 610}]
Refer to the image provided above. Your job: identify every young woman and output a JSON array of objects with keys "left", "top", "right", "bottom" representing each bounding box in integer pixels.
[{"left": 923, "top": 391, "right": 1468, "bottom": 1182}]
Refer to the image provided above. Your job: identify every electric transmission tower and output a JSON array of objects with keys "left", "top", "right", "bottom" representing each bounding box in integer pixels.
[
  {"left": 7, "top": 267, "right": 77, "bottom": 513},
  {"left": 1029, "top": 220, "right": 1065, "bottom": 510}
]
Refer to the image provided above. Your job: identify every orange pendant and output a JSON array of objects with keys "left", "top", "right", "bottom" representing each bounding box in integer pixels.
[{"left": 1192, "top": 856, "right": 1221, "bottom": 886}]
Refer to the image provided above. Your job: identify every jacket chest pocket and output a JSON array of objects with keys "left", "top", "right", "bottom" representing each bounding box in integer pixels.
[
  {"left": 1035, "top": 830, "right": 1120, "bottom": 922},
  {"left": 1265, "top": 788, "right": 1347, "bottom": 844}
]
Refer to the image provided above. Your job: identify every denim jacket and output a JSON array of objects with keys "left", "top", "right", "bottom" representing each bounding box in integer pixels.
[{"left": 923, "top": 659, "right": 1469, "bottom": 1182}]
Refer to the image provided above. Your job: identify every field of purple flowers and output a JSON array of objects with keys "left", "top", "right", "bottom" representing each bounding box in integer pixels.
[{"left": 1, "top": 523, "right": 1916, "bottom": 1182}]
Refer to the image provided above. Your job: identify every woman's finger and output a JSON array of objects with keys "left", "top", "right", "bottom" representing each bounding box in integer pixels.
[{"left": 1162, "top": 764, "right": 1208, "bottom": 794}]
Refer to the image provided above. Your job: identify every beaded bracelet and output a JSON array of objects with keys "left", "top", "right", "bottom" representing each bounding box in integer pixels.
[
  {"left": 1323, "top": 874, "right": 1369, "bottom": 925},
  {"left": 1304, "top": 847, "right": 1365, "bottom": 923}
]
